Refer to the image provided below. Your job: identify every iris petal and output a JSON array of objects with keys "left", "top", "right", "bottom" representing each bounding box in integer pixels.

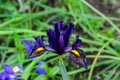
[
  {"left": 64, "top": 46, "right": 72, "bottom": 52},
  {"left": 34, "top": 36, "right": 44, "bottom": 46},
  {"left": 34, "top": 47, "right": 44, "bottom": 53},
  {"left": 72, "top": 35, "right": 82, "bottom": 48},
  {"left": 22, "top": 36, "right": 46, "bottom": 59},
  {"left": 45, "top": 46, "right": 56, "bottom": 52},
  {"left": 36, "top": 61, "right": 46, "bottom": 74},
  {"left": 22, "top": 40, "right": 33, "bottom": 54},
  {"left": 36, "top": 66, "right": 46, "bottom": 74},
  {"left": 12, "top": 66, "right": 23, "bottom": 73},
  {"left": 59, "top": 34, "right": 64, "bottom": 51},
  {"left": 0, "top": 72, "right": 7, "bottom": 80},
  {"left": 64, "top": 23, "right": 74, "bottom": 46},
  {"left": 69, "top": 49, "right": 87, "bottom": 68},
  {"left": 46, "top": 29, "right": 57, "bottom": 50},
  {"left": 53, "top": 21, "right": 60, "bottom": 37},
  {"left": 4, "top": 65, "right": 13, "bottom": 74},
  {"left": 27, "top": 47, "right": 45, "bottom": 59},
  {"left": 46, "top": 21, "right": 75, "bottom": 54}
]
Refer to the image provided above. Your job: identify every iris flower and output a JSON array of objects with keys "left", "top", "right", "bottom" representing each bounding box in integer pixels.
[
  {"left": 22, "top": 21, "right": 87, "bottom": 68},
  {"left": 0, "top": 64, "right": 23, "bottom": 80},
  {"left": 22, "top": 36, "right": 45, "bottom": 58}
]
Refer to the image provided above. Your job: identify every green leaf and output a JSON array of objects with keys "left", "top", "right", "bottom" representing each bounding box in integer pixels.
[
  {"left": 48, "top": 66, "right": 59, "bottom": 77},
  {"left": 35, "top": 75, "right": 47, "bottom": 80},
  {"left": 13, "top": 33, "right": 24, "bottom": 66}
]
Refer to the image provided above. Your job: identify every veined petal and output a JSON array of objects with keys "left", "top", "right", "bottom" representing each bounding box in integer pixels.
[
  {"left": 64, "top": 46, "right": 72, "bottom": 52},
  {"left": 69, "top": 49, "right": 87, "bottom": 68},
  {"left": 64, "top": 22, "right": 74, "bottom": 46},
  {"left": 27, "top": 46, "right": 46, "bottom": 59},
  {"left": 59, "top": 34, "right": 64, "bottom": 51},
  {"left": 45, "top": 46, "right": 56, "bottom": 52},
  {"left": 46, "top": 29, "right": 57, "bottom": 50},
  {"left": 22, "top": 36, "right": 46, "bottom": 59},
  {"left": 53, "top": 21, "right": 60, "bottom": 37},
  {"left": 59, "top": 21, "right": 66, "bottom": 31},
  {"left": 47, "top": 21, "right": 75, "bottom": 54}
]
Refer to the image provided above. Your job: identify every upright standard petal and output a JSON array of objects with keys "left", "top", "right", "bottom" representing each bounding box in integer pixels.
[
  {"left": 46, "top": 21, "right": 74, "bottom": 55},
  {"left": 53, "top": 21, "right": 60, "bottom": 37},
  {"left": 64, "top": 22, "right": 74, "bottom": 47},
  {"left": 46, "top": 29, "right": 57, "bottom": 51}
]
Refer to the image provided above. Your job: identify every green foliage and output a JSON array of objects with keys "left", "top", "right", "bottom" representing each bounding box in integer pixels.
[{"left": 0, "top": 0, "right": 120, "bottom": 80}]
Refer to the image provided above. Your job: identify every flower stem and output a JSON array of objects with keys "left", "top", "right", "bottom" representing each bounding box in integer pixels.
[{"left": 58, "top": 55, "right": 69, "bottom": 80}]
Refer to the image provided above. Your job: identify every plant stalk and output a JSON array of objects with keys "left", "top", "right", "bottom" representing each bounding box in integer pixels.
[{"left": 59, "top": 55, "right": 69, "bottom": 80}]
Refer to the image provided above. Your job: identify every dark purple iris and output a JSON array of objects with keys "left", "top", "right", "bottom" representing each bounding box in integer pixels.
[
  {"left": 46, "top": 21, "right": 73, "bottom": 54},
  {"left": 0, "top": 64, "right": 23, "bottom": 80},
  {"left": 22, "top": 21, "right": 87, "bottom": 68}
]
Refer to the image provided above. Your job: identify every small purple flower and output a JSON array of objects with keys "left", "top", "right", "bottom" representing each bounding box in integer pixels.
[
  {"left": 22, "top": 36, "right": 46, "bottom": 58},
  {"left": 22, "top": 21, "right": 87, "bottom": 68},
  {"left": 0, "top": 64, "right": 23, "bottom": 80},
  {"left": 36, "top": 61, "right": 46, "bottom": 74}
]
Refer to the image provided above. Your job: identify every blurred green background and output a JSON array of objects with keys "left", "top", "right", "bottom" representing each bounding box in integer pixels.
[{"left": 0, "top": 0, "right": 120, "bottom": 80}]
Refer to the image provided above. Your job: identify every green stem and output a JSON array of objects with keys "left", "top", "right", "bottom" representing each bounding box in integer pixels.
[
  {"left": 88, "top": 39, "right": 113, "bottom": 80},
  {"left": 59, "top": 55, "right": 69, "bottom": 80}
]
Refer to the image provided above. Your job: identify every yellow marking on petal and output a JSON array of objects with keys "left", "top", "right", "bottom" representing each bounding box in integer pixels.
[
  {"left": 70, "top": 49, "right": 80, "bottom": 57},
  {"left": 34, "top": 47, "right": 44, "bottom": 54},
  {"left": 13, "top": 67, "right": 19, "bottom": 72}
]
